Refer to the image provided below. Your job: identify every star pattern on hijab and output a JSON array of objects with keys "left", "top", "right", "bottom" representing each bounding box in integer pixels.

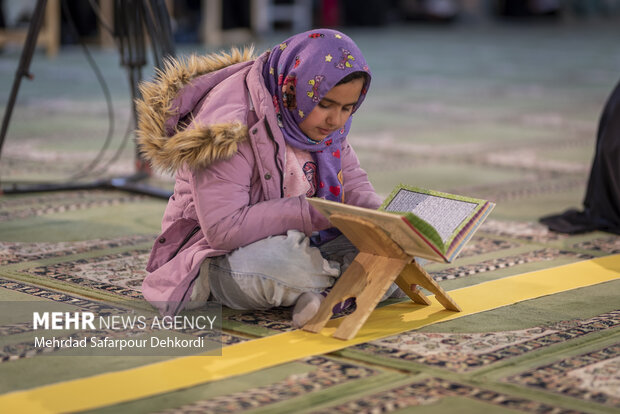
[{"left": 263, "top": 29, "right": 371, "bottom": 205}]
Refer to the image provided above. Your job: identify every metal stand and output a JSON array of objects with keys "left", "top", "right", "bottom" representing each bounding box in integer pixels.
[{"left": 0, "top": 0, "right": 175, "bottom": 199}]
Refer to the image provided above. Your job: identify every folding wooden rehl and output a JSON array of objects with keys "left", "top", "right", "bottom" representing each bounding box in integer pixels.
[{"left": 302, "top": 214, "right": 461, "bottom": 340}]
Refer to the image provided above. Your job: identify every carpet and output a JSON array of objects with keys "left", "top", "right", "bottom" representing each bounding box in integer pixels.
[{"left": 1, "top": 19, "right": 619, "bottom": 414}]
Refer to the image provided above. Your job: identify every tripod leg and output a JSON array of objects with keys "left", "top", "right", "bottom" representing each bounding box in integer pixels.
[
  {"left": 135, "top": 0, "right": 175, "bottom": 174},
  {"left": 116, "top": 0, "right": 176, "bottom": 175},
  {"left": 141, "top": 0, "right": 175, "bottom": 67},
  {"left": 0, "top": 0, "right": 48, "bottom": 160},
  {"left": 0, "top": 0, "right": 173, "bottom": 199}
]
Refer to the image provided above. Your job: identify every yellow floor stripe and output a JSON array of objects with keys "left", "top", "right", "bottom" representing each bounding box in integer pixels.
[{"left": 2, "top": 254, "right": 619, "bottom": 413}]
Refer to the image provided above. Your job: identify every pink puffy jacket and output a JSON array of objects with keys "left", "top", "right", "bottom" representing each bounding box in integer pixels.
[{"left": 136, "top": 48, "right": 381, "bottom": 314}]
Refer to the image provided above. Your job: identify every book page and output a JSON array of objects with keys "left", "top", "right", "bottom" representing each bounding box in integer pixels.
[{"left": 383, "top": 189, "right": 478, "bottom": 244}]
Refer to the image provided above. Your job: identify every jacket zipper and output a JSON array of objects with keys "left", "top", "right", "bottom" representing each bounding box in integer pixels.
[{"left": 263, "top": 119, "right": 284, "bottom": 197}]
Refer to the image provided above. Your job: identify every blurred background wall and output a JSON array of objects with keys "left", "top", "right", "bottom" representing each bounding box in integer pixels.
[{"left": 2, "top": 0, "right": 620, "bottom": 55}]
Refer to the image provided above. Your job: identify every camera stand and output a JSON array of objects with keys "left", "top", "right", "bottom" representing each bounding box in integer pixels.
[{"left": 0, "top": 0, "right": 175, "bottom": 199}]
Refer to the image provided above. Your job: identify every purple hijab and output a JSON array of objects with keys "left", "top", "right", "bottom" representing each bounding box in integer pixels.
[{"left": 262, "top": 29, "right": 371, "bottom": 204}]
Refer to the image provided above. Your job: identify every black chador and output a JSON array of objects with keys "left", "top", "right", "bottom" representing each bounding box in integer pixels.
[{"left": 541, "top": 78, "right": 620, "bottom": 235}]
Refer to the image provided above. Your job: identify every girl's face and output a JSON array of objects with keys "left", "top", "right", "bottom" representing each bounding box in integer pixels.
[{"left": 299, "top": 78, "right": 365, "bottom": 142}]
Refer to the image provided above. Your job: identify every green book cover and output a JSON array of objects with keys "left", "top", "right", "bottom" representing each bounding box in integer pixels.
[{"left": 379, "top": 185, "right": 492, "bottom": 257}]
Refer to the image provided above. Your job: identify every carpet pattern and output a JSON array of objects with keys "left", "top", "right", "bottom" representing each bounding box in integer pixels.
[
  {"left": 1, "top": 19, "right": 620, "bottom": 414},
  {"left": 153, "top": 356, "right": 381, "bottom": 414},
  {"left": 0, "top": 194, "right": 618, "bottom": 414},
  {"left": 507, "top": 345, "right": 620, "bottom": 408},
  {"left": 352, "top": 311, "right": 620, "bottom": 372},
  {"left": 20, "top": 249, "right": 149, "bottom": 299},
  {"left": 312, "top": 377, "right": 590, "bottom": 414},
  {"left": 0, "top": 191, "right": 150, "bottom": 223},
  {"left": 1, "top": 205, "right": 617, "bottom": 413}
]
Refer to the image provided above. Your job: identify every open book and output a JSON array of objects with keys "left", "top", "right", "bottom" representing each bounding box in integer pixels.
[{"left": 308, "top": 185, "right": 495, "bottom": 263}]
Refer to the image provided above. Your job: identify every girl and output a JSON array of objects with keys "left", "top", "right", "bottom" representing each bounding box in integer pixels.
[{"left": 138, "top": 29, "right": 397, "bottom": 327}]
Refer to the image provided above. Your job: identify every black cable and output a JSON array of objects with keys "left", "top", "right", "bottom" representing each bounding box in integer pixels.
[
  {"left": 87, "top": 114, "right": 134, "bottom": 177},
  {"left": 73, "top": 0, "right": 146, "bottom": 179},
  {"left": 0, "top": 0, "right": 52, "bottom": 188},
  {"left": 142, "top": 0, "right": 175, "bottom": 68},
  {"left": 116, "top": 0, "right": 143, "bottom": 141},
  {"left": 2, "top": 0, "right": 119, "bottom": 185},
  {"left": 1, "top": 1, "right": 176, "bottom": 198},
  {"left": 87, "top": 0, "right": 114, "bottom": 36},
  {"left": 141, "top": 1, "right": 162, "bottom": 68},
  {"left": 65, "top": 0, "right": 155, "bottom": 180},
  {"left": 7, "top": 1, "right": 176, "bottom": 184},
  {"left": 60, "top": 0, "right": 117, "bottom": 181}
]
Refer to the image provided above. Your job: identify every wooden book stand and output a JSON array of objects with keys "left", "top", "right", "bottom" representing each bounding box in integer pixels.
[{"left": 302, "top": 214, "right": 462, "bottom": 340}]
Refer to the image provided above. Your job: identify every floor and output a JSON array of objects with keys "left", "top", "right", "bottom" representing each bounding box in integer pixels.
[{"left": 0, "top": 17, "right": 619, "bottom": 413}]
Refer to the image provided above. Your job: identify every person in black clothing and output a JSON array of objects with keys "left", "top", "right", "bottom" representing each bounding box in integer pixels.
[{"left": 540, "top": 78, "right": 620, "bottom": 235}]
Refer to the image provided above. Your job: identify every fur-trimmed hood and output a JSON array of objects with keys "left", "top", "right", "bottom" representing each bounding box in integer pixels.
[{"left": 136, "top": 47, "right": 257, "bottom": 173}]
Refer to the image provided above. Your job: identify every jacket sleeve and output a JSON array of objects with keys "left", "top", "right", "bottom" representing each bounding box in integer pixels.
[
  {"left": 190, "top": 140, "right": 314, "bottom": 251},
  {"left": 341, "top": 138, "right": 382, "bottom": 209}
]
